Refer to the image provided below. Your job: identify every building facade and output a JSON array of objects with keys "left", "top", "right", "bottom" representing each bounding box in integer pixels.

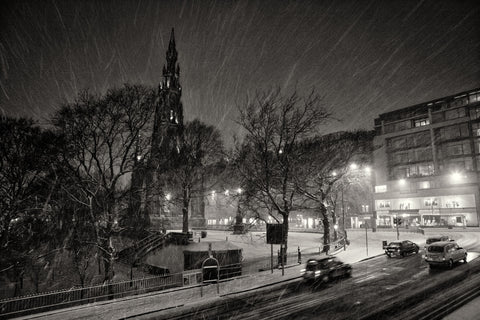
[{"left": 373, "top": 88, "right": 480, "bottom": 228}]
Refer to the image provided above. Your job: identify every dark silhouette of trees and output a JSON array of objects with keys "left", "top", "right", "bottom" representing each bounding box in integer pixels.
[
  {"left": 52, "top": 84, "right": 156, "bottom": 285},
  {"left": 0, "top": 117, "right": 62, "bottom": 295}
]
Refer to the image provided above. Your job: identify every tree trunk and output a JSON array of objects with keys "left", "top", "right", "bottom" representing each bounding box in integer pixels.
[
  {"left": 320, "top": 205, "right": 330, "bottom": 253},
  {"left": 282, "top": 215, "right": 289, "bottom": 266},
  {"left": 332, "top": 211, "right": 338, "bottom": 241},
  {"left": 182, "top": 186, "right": 190, "bottom": 233}
]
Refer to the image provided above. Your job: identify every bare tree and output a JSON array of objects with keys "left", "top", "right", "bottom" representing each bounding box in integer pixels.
[
  {"left": 235, "top": 88, "right": 330, "bottom": 253},
  {"left": 166, "top": 119, "right": 224, "bottom": 233},
  {"left": 295, "top": 131, "right": 374, "bottom": 252},
  {"left": 52, "top": 84, "right": 156, "bottom": 285},
  {"left": 0, "top": 117, "right": 60, "bottom": 295}
]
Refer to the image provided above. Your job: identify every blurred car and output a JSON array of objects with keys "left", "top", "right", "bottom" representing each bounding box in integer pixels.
[
  {"left": 385, "top": 240, "right": 419, "bottom": 258},
  {"left": 424, "top": 235, "right": 452, "bottom": 250},
  {"left": 301, "top": 256, "right": 352, "bottom": 284},
  {"left": 426, "top": 235, "right": 452, "bottom": 245},
  {"left": 424, "top": 241, "right": 467, "bottom": 268}
]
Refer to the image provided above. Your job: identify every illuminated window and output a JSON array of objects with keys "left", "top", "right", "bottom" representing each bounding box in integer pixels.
[
  {"left": 375, "top": 185, "right": 387, "bottom": 193},
  {"left": 378, "top": 200, "right": 391, "bottom": 209},
  {"left": 424, "top": 199, "right": 438, "bottom": 207},
  {"left": 418, "top": 181, "right": 431, "bottom": 189},
  {"left": 414, "top": 118, "right": 430, "bottom": 127}
]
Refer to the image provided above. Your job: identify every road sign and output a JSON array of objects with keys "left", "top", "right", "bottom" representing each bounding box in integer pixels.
[{"left": 266, "top": 224, "right": 286, "bottom": 244}]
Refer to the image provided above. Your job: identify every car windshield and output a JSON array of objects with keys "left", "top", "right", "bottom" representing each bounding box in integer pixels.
[{"left": 427, "top": 246, "right": 444, "bottom": 253}]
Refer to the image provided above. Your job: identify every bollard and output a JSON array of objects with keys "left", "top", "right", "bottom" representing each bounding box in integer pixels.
[{"left": 297, "top": 246, "right": 302, "bottom": 264}]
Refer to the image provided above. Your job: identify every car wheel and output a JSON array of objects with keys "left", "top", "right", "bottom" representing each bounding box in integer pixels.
[
  {"left": 322, "top": 274, "right": 329, "bottom": 283},
  {"left": 463, "top": 254, "right": 468, "bottom": 263},
  {"left": 401, "top": 251, "right": 406, "bottom": 257},
  {"left": 386, "top": 253, "right": 391, "bottom": 258},
  {"left": 345, "top": 269, "right": 352, "bottom": 278},
  {"left": 448, "top": 259, "right": 454, "bottom": 269}
]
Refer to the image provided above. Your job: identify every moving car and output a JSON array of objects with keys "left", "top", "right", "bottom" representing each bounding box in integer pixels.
[
  {"left": 385, "top": 240, "right": 419, "bottom": 257},
  {"left": 426, "top": 235, "right": 451, "bottom": 245},
  {"left": 424, "top": 235, "right": 452, "bottom": 251},
  {"left": 301, "top": 256, "right": 352, "bottom": 283},
  {"left": 424, "top": 241, "right": 467, "bottom": 268}
]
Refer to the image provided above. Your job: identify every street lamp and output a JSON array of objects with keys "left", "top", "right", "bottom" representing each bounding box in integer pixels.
[{"left": 450, "top": 171, "right": 463, "bottom": 184}]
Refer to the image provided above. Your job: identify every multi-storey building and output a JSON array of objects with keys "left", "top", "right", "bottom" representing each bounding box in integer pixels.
[{"left": 373, "top": 88, "right": 480, "bottom": 228}]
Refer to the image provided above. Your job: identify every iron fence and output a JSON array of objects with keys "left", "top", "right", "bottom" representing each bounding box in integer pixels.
[{"left": 0, "top": 272, "right": 182, "bottom": 319}]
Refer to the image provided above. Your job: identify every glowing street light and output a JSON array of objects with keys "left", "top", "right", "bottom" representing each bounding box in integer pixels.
[
  {"left": 237, "top": 188, "right": 243, "bottom": 194},
  {"left": 350, "top": 163, "right": 358, "bottom": 170},
  {"left": 399, "top": 178, "right": 406, "bottom": 186},
  {"left": 450, "top": 171, "right": 463, "bottom": 184},
  {"left": 165, "top": 193, "right": 172, "bottom": 201}
]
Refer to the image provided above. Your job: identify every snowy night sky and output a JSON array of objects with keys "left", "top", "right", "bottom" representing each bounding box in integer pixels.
[{"left": 0, "top": 0, "right": 479, "bottom": 141}]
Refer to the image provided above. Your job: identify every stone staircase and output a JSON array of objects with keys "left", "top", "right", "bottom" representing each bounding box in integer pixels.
[{"left": 117, "top": 232, "right": 170, "bottom": 266}]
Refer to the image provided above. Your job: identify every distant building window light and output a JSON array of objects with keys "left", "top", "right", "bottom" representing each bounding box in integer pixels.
[
  {"left": 414, "top": 118, "right": 430, "bottom": 127},
  {"left": 375, "top": 185, "right": 387, "bottom": 193},
  {"left": 418, "top": 181, "right": 431, "bottom": 189}
]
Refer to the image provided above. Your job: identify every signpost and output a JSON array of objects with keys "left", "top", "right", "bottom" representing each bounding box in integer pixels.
[
  {"left": 266, "top": 223, "right": 286, "bottom": 275},
  {"left": 364, "top": 220, "right": 369, "bottom": 256}
]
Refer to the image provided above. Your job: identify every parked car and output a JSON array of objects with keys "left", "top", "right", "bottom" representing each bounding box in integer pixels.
[
  {"left": 301, "top": 256, "right": 352, "bottom": 284},
  {"left": 385, "top": 240, "right": 419, "bottom": 258},
  {"left": 424, "top": 241, "right": 467, "bottom": 268}
]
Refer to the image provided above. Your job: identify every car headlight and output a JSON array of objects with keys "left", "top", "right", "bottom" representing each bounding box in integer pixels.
[
  {"left": 315, "top": 270, "right": 321, "bottom": 275},
  {"left": 300, "top": 269, "right": 306, "bottom": 274}
]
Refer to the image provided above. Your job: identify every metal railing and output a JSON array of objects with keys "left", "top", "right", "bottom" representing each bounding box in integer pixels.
[{"left": 0, "top": 273, "right": 182, "bottom": 319}]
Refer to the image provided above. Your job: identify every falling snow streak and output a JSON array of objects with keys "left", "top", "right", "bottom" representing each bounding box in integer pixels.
[{"left": 0, "top": 0, "right": 479, "bottom": 141}]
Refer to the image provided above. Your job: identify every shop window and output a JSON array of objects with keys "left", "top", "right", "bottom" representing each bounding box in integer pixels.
[
  {"left": 445, "top": 200, "right": 460, "bottom": 208},
  {"left": 399, "top": 203, "right": 410, "bottom": 210},
  {"left": 424, "top": 199, "right": 438, "bottom": 207},
  {"left": 378, "top": 201, "right": 391, "bottom": 209},
  {"left": 456, "top": 217, "right": 462, "bottom": 223}
]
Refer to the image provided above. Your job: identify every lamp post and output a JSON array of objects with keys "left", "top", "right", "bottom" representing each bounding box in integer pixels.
[{"left": 341, "top": 189, "right": 346, "bottom": 250}]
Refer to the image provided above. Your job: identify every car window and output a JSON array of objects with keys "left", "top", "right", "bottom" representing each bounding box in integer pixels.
[
  {"left": 306, "top": 261, "right": 317, "bottom": 271},
  {"left": 427, "top": 246, "right": 444, "bottom": 253}
]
